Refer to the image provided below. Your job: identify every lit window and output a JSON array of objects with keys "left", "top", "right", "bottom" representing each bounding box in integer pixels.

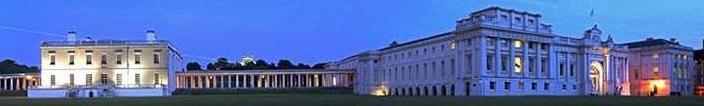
[
  {"left": 653, "top": 67, "right": 660, "bottom": 75},
  {"left": 514, "top": 40, "right": 523, "bottom": 48},
  {"left": 653, "top": 53, "right": 659, "bottom": 59},
  {"left": 86, "top": 74, "right": 92, "bottom": 85},
  {"left": 450, "top": 42, "right": 456, "bottom": 50},
  {"left": 514, "top": 57, "right": 522, "bottom": 73},
  {"left": 135, "top": 74, "right": 141, "bottom": 85}
]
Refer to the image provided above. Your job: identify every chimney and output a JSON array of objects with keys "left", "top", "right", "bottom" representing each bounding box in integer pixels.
[
  {"left": 146, "top": 30, "right": 157, "bottom": 41},
  {"left": 67, "top": 31, "right": 77, "bottom": 41},
  {"left": 669, "top": 38, "right": 677, "bottom": 42}
]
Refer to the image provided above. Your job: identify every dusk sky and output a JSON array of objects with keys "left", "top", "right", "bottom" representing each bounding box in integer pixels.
[{"left": 1, "top": 0, "right": 702, "bottom": 66}]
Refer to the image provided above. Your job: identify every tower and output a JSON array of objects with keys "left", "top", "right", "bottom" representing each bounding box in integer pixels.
[
  {"left": 67, "top": 31, "right": 77, "bottom": 42},
  {"left": 146, "top": 30, "right": 157, "bottom": 41}
]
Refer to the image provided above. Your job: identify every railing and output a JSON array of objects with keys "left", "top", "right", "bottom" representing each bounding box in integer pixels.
[
  {"left": 41, "top": 40, "right": 171, "bottom": 47},
  {"left": 458, "top": 19, "right": 552, "bottom": 34}
]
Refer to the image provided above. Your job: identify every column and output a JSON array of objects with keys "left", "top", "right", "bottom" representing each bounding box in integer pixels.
[
  {"left": 235, "top": 75, "right": 240, "bottom": 88},
  {"left": 307, "top": 74, "right": 312, "bottom": 87},
  {"left": 289, "top": 74, "right": 294, "bottom": 88},
  {"left": 297, "top": 74, "right": 302, "bottom": 88},
  {"left": 199, "top": 76, "right": 204, "bottom": 89},
  {"left": 10, "top": 78, "right": 14, "bottom": 90},
  {"left": 227, "top": 75, "right": 232, "bottom": 88},
  {"left": 190, "top": 76, "right": 195, "bottom": 89}
]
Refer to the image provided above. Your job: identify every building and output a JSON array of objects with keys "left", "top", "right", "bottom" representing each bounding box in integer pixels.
[
  {"left": 624, "top": 38, "right": 695, "bottom": 96},
  {"left": 331, "top": 7, "right": 640, "bottom": 96},
  {"left": 0, "top": 73, "right": 40, "bottom": 91},
  {"left": 176, "top": 69, "right": 355, "bottom": 89},
  {"left": 28, "top": 30, "right": 184, "bottom": 98},
  {"left": 694, "top": 40, "right": 704, "bottom": 96}
]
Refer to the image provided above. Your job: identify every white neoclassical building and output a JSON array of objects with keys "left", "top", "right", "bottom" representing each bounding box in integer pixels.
[
  {"left": 624, "top": 38, "right": 695, "bottom": 96},
  {"left": 29, "top": 30, "right": 184, "bottom": 98},
  {"left": 331, "top": 7, "right": 638, "bottom": 96}
]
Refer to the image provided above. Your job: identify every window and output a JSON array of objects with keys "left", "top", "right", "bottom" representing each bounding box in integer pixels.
[
  {"left": 514, "top": 57, "right": 523, "bottom": 73},
  {"left": 544, "top": 83, "right": 550, "bottom": 90},
  {"left": 653, "top": 67, "right": 660, "bottom": 76},
  {"left": 116, "top": 74, "right": 123, "bottom": 85},
  {"left": 569, "top": 64, "right": 575, "bottom": 76},
  {"left": 528, "top": 19, "right": 535, "bottom": 24},
  {"left": 487, "top": 38, "right": 496, "bottom": 46},
  {"left": 101, "top": 74, "right": 108, "bottom": 84},
  {"left": 116, "top": 54, "right": 123, "bottom": 64},
  {"left": 500, "top": 39, "right": 509, "bottom": 47},
  {"left": 101, "top": 54, "right": 107, "bottom": 65},
  {"left": 528, "top": 57, "right": 536, "bottom": 72},
  {"left": 86, "top": 74, "right": 93, "bottom": 85},
  {"left": 155, "top": 73, "right": 160, "bottom": 85},
  {"left": 49, "top": 54, "right": 56, "bottom": 65},
  {"left": 135, "top": 74, "right": 141, "bottom": 85},
  {"left": 504, "top": 82, "right": 511, "bottom": 90},
  {"left": 653, "top": 53, "right": 659, "bottom": 59},
  {"left": 541, "top": 59, "right": 549, "bottom": 73},
  {"left": 531, "top": 82, "right": 537, "bottom": 90},
  {"left": 562, "top": 84, "right": 567, "bottom": 90},
  {"left": 487, "top": 55, "right": 494, "bottom": 71},
  {"left": 518, "top": 82, "right": 524, "bottom": 91},
  {"left": 573, "top": 85, "right": 577, "bottom": 90},
  {"left": 490, "top": 81, "right": 496, "bottom": 90},
  {"left": 153, "top": 53, "right": 160, "bottom": 64},
  {"left": 69, "top": 74, "right": 74, "bottom": 85},
  {"left": 50, "top": 75, "right": 56, "bottom": 86},
  {"left": 559, "top": 63, "right": 565, "bottom": 76},
  {"left": 86, "top": 54, "right": 92, "bottom": 65},
  {"left": 135, "top": 54, "right": 142, "bottom": 64},
  {"left": 514, "top": 40, "right": 523, "bottom": 48},
  {"left": 69, "top": 54, "right": 75, "bottom": 65},
  {"left": 541, "top": 44, "right": 549, "bottom": 51},
  {"left": 450, "top": 42, "right": 456, "bottom": 50},
  {"left": 501, "top": 55, "right": 508, "bottom": 71}
]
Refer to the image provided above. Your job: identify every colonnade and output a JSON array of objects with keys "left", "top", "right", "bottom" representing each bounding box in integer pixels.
[
  {"left": 176, "top": 70, "right": 354, "bottom": 89},
  {"left": 0, "top": 75, "right": 40, "bottom": 91}
]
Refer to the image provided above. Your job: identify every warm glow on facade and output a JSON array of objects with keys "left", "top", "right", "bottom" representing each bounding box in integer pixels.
[{"left": 371, "top": 85, "right": 389, "bottom": 96}]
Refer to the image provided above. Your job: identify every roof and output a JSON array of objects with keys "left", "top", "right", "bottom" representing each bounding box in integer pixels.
[
  {"left": 470, "top": 6, "right": 542, "bottom": 17},
  {"left": 622, "top": 38, "right": 681, "bottom": 49},
  {"left": 41, "top": 39, "right": 183, "bottom": 58},
  {"left": 378, "top": 31, "right": 453, "bottom": 51}
]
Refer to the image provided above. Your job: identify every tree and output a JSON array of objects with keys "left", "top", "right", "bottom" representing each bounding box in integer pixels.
[
  {"left": 296, "top": 63, "right": 311, "bottom": 69},
  {"left": 186, "top": 62, "right": 202, "bottom": 71},
  {"left": 214, "top": 57, "right": 230, "bottom": 70},
  {"left": 253, "top": 60, "right": 270, "bottom": 70},
  {"left": 206, "top": 63, "right": 216, "bottom": 70},
  {"left": 276, "top": 60, "right": 294, "bottom": 69},
  {"left": 312, "top": 63, "right": 327, "bottom": 69},
  {"left": 0, "top": 59, "right": 39, "bottom": 74}
]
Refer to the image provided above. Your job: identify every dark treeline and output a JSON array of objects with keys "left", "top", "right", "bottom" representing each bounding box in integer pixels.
[
  {"left": 186, "top": 57, "right": 326, "bottom": 71},
  {"left": 0, "top": 59, "right": 39, "bottom": 74}
]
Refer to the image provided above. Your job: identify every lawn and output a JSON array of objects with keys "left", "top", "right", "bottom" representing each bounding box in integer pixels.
[{"left": 2, "top": 94, "right": 704, "bottom": 106}]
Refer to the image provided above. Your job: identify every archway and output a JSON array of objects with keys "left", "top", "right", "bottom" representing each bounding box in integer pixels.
[{"left": 589, "top": 61, "right": 605, "bottom": 95}]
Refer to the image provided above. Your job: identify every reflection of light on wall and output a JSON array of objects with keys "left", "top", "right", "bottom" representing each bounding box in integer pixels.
[
  {"left": 650, "top": 80, "right": 666, "bottom": 89},
  {"left": 371, "top": 85, "right": 389, "bottom": 97}
]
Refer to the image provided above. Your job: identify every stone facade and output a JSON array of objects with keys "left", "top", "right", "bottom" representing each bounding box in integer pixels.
[{"left": 330, "top": 7, "right": 695, "bottom": 96}]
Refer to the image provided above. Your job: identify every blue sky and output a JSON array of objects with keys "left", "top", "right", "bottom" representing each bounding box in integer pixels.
[{"left": 0, "top": 0, "right": 702, "bottom": 66}]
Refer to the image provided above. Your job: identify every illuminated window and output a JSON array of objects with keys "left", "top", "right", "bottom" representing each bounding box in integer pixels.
[
  {"left": 500, "top": 39, "right": 509, "bottom": 47},
  {"left": 154, "top": 73, "right": 160, "bottom": 85},
  {"left": 653, "top": 53, "right": 659, "bottom": 59},
  {"left": 86, "top": 74, "right": 92, "bottom": 85},
  {"left": 135, "top": 74, "right": 141, "bottom": 85},
  {"left": 50, "top": 75, "right": 56, "bottom": 86},
  {"left": 514, "top": 40, "right": 523, "bottom": 48},
  {"left": 514, "top": 57, "right": 522, "bottom": 73},
  {"left": 116, "top": 74, "right": 122, "bottom": 85},
  {"left": 69, "top": 74, "right": 74, "bottom": 85},
  {"left": 450, "top": 42, "right": 456, "bottom": 50}
]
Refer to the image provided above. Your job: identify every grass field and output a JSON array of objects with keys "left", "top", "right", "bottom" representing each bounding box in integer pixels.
[{"left": 2, "top": 94, "right": 704, "bottom": 106}]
